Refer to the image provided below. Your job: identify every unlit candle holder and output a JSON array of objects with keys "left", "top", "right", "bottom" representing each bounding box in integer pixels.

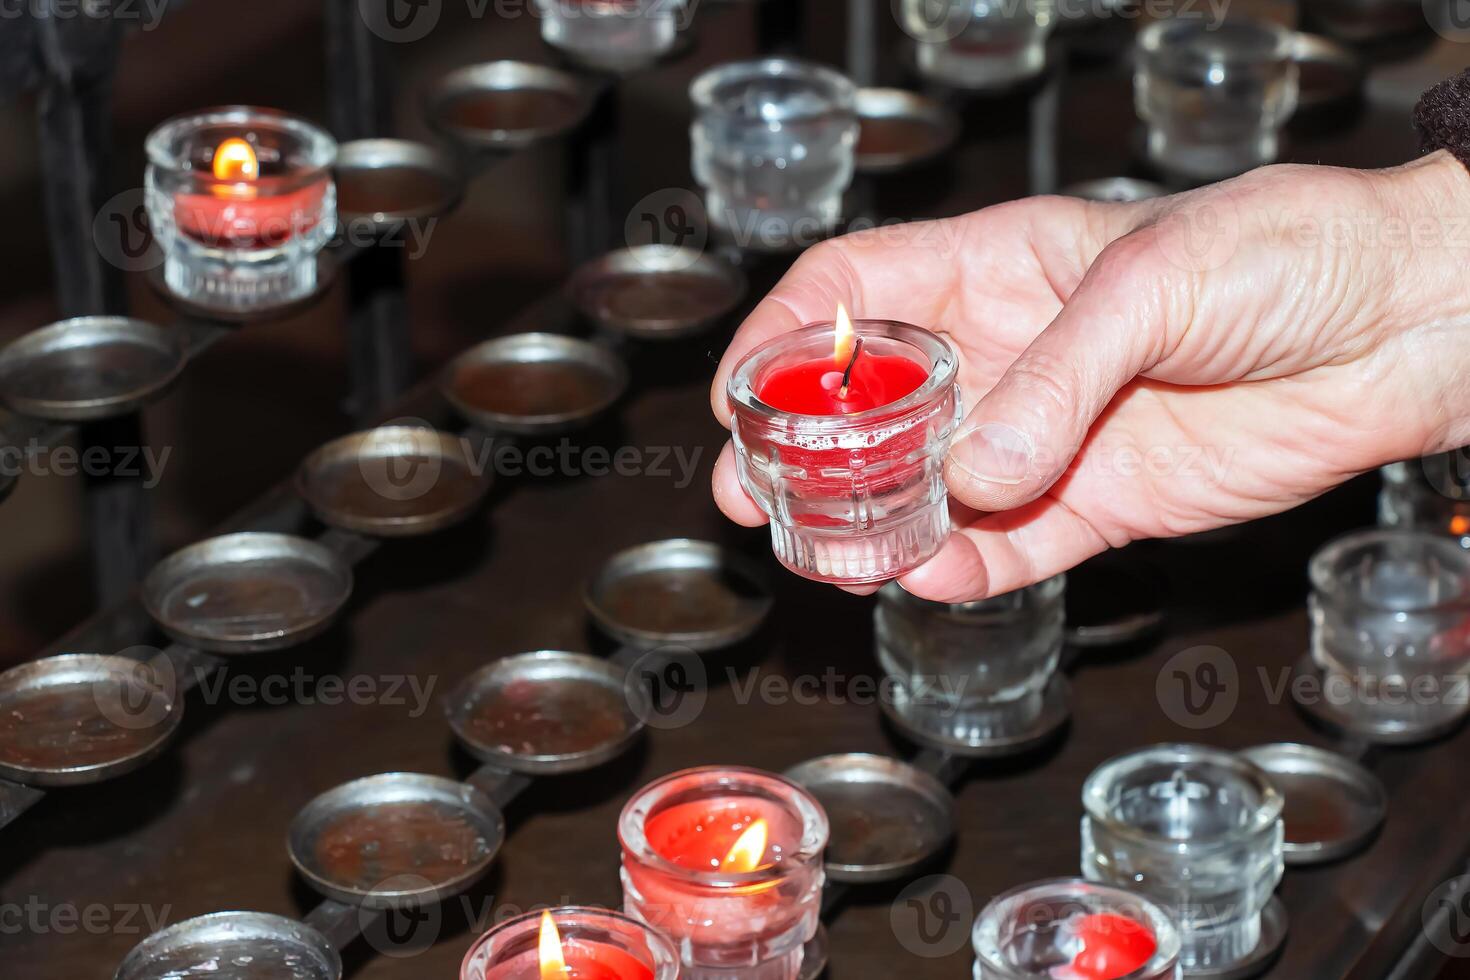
[
  {"left": 1379, "top": 455, "right": 1470, "bottom": 546},
  {"left": 899, "top": 0, "right": 1057, "bottom": 90},
  {"left": 1081, "top": 744, "right": 1285, "bottom": 975}
]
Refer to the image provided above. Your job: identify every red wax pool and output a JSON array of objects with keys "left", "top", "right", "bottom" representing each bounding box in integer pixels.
[
  {"left": 1060, "top": 913, "right": 1158, "bottom": 980},
  {"left": 173, "top": 136, "right": 328, "bottom": 248},
  {"left": 642, "top": 797, "right": 800, "bottom": 873},
  {"left": 756, "top": 353, "right": 928, "bottom": 416}
]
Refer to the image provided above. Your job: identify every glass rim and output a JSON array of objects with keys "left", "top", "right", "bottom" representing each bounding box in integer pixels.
[
  {"left": 459, "top": 905, "right": 680, "bottom": 980},
  {"left": 972, "top": 877, "right": 1182, "bottom": 980},
  {"left": 617, "top": 765, "right": 829, "bottom": 888},
  {"left": 878, "top": 574, "right": 1065, "bottom": 618},
  {"left": 1136, "top": 16, "right": 1298, "bottom": 60},
  {"left": 690, "top": 57, "right": 857, "bottom": 115},
  {"left": 727, "top": 320, "right": 958, "bottom": 430},
  {"left": 1309, "top": 527, "right": 1470, "bottom": 613},
  {"left": 145, "top": 105, "right": 337, "bottom": 178},
  {"left": 1081, "top": 743, "right": 1283, "bottom": 847}
]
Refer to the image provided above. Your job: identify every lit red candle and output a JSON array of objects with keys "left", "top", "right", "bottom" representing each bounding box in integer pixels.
[
  {"left": 461, "top": 907, "right": 679, "bottom": 980},
  {"left": 1054, "top": 913, "right": 1159, "bottom": 980},
  {"left": 173, "top": 134, "right": 329, "bottom": 248},
  {"left": 620, "top": 767, "right": 829, "bottom": 980},
  {"left": 756, "top": 305, "right": 929, "bottom": 415}
]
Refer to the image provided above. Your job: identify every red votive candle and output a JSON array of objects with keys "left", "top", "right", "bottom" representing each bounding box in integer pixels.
[
  {"left": 727, "top": 310, "right": 961, "bottom": 584},
  {"left": 461, "top": 907, "right": 680, "bottom": 980},
  {"left": 620, "top": 767, "right": 829, "bottom": 980}
]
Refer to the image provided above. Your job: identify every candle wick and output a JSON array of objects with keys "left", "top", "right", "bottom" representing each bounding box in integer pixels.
[{"left": 837, "top": 338, "right": 864, "bottom": 400}]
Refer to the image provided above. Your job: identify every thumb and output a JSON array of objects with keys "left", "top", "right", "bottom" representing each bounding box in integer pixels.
[{"left": 944, "top": 237, "right": 1175, "bottom": 511}]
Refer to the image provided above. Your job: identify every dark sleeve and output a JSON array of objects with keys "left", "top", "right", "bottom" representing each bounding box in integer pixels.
[{"left": 1414, "top": 68, "right": 1470, "bottom": 171}]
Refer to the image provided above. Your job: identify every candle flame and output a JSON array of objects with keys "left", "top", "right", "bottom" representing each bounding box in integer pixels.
[
  {"left": 212, "top": 137, "right": 260, "bottom": 182},
  {"left": 833, "top": 303, "right": 855, "bottom": 367},
  {"left": 538, "top": 910, "right": 567, "bottom": 979},
  {"left": 720, "top": 819, "right": 769, "bottom": 873},
  {"left": 1454, "top": 515, "right": 1470, "bottom": 536}
]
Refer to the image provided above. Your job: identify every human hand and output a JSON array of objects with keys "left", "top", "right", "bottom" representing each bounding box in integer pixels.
[{"left": 710, "top": 151, "right": 1470, "bottom": 601}]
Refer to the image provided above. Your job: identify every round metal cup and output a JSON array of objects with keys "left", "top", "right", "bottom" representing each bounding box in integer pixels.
[
  {"left": 1292, "top": 33, "right": 1364, "bottom": 112},
  {"left": 142, "top": 532, "right": 353, "bottom": 654},
  {"left": 1240, "top": 742, "right": 1386, "bottom": 865},
  {"left": 115, "top": 911, "right": 342, "bottom": 980},
  {"left": 1059, "top": 177, "right": 1169, "bottom": 202},
  {"left": 334, "top": 138, "right": 464, "bottom": 230},
  {"left": 584, "top": 539, "right": 773, "bottom": 652},
  {"left": 1187, "top": 896, "right": 1288, "bottom": 980},
  {"left": 441, "top": 332, "right": 628, "bottom": 435},
  {"left": 425, "top": 61, "right": 595, "bottom": 151},
  {"left": 568, "top": 246, "right": 747, "bottom": 339},
  {"left": 0, "top": 653, "right": 183, "bottom": 787},
  {"left": 854, "top": 87, "right": 960, "bottom": 174},
  {"left": 881, "top": 673, "right": 1070, "bottom": 758},
  {"left": 0, "top": 316, "right": 185, "bottom": 421},
  {"left": 296, "top": 426, "right": 490, "bottom": 537},
  {"left": 783, "top": 753, "right": 953, "bottom": 883},
  {"left": 446, "top": 650, "right": 646, "bottom": 774},
  {"left": 288, "top": 772, "right": 505, "bottom": 908},
  {"left": 1291, "top": 653, "right": 1469, "bottom": 745}
]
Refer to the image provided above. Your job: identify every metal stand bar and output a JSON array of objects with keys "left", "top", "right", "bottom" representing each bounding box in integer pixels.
[
  {"left": 304, "top": 899, "right": 378, "bottom": 951},
  {"left": 757, "top": 0, "right": 806, "bottom": 54},
  {"left": 465, "top": 763, "right": 534, "bottom": 810},
  {"left": 1027, "top": 54, "right": 1064, "bottom": 197},
  {"left": 33, "top": 10, "right": 149, "bottom": 605},
  {"left": 325, "top": 0, "right": 412, "bottom": 422},
  {"left": 564, "top": 80, "right": 620, "bottom": 267},
  {"left": 846, "top": 0, "right": 878, "bottom": 87}
]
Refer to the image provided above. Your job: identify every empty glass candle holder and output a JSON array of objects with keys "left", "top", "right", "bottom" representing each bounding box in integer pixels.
[
  {"left": 536, "top": 0, "right": 687, "bottom": 72},
  {"left": 973, "top": 878, "right": 1182, "bottom": 980},
  {"left": 1134, "top": 19, "right": 1300, "bottom": 181},
  {"left": 875, "top": 575, "right": 1065, "bottom": 747},
  {"left": 145, "top": 106, "right": 337, "bottom": 314},
  {"left": 727, "top": 320, "right": 962, "bottom": 585},
  {"left": 620, "top": 766, "right": 829, "bottom": 980},
  {"left": 1309, "top": 528, "right": 1470, "bottom": 735},
  {"left": 461, "top": 906, "right": 682, "bottom": 980},
  {"left": 690, "top": 59, "right": 858, "bottom": 251},
  {"left": 900, "top": 0, "right": 1057, "bottom": 89},
  {"left": 1081, "top": 745, "right": 1284, "bottom": 973},
  {"left": 1379, "top": 454, "right": 1470, "bottom": 546}
]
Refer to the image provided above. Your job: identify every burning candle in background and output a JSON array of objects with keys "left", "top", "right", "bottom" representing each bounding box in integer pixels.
[
  {"left": 728, "top": 314, "right": 961, "bottom": 584},
  {"left": 460, "top": 907, "right": 680, "bottom": 980},
  {"left": 619, "top": 767, "right": 829, "bottom": 980},
  {"left": 146, "top": 106, "right": 337, "bottom": 312}
]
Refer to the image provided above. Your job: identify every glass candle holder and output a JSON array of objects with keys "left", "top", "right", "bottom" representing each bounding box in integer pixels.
[
  {"left": 1134, "top": 19, "right": 1300, "bottom": 181},
  {"left": 619, "top": 766, "right": 829, "bottom": 980},
  {"left": 900, "top": 0, "right": 1057, "bottom": 89},
  {"left": 875, "top": 575, "right": 1065, "bottom": 747},
  {"left": 1379, "top": 455, "right": 1470, "bottom": 546},
  {"left": 1309, "top": 528, "right": 1470, "bottom": 735},
  {"left": 145, "top": 106, "right": 337, "bottom": 314},
  {"left": 1081, "top": 745, "right": 1284, "bottom": 973},
  {"left": 690, "top": 59, "right": 858, "bottom": 251},
  {"left": 536, "top": 0, "right": 687, "bottom": 72},
  {"left": 972, "top": 878, "right": 1182, "bottom": 980},
  {"left": 461, "top": 906, "right": 682, "bottom": 980},
  {"left": 727, "top": 320, "right": 962, "bottom": 585}
]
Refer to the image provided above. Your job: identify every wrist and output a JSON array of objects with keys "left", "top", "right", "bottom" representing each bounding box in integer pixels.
[{"left": 1373, "top": 151, "right": 1470, "bottom": 455}]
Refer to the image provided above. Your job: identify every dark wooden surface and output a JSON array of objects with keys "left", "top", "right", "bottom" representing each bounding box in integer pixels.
[{"left": 5, "top": 4, "right": 1469, "bottom": 978}]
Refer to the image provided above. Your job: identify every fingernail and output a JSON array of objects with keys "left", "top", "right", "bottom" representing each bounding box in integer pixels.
[{"left": 949, "top": 422, "right": 1033, "bottom": 485}]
